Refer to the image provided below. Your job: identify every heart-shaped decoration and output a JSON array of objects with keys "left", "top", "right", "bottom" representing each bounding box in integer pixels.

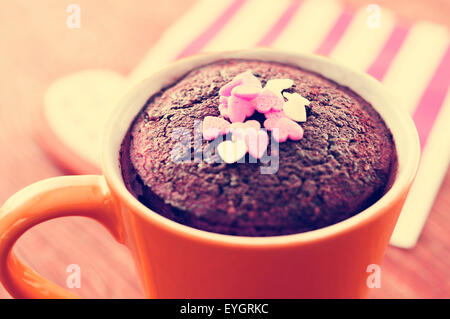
[
  {"left": 202, "top": 116, "right": 231, "bottom": 140},
  {"left": 220, "top": 96, "right": 228, "bottom": 107},
  {"left": 263, "top": 110, "right": 288, "bottom": 131},
  {"left": 282, "top": 92, "right": 308, "bottom": 122},
  {"left": 264, "top": 78, "right": 294, "bottom": 93},
  {"left": 271, "top": 117, "right": 304, "bottom": 143},
  {"left": 219, "top": 79, "right": 243, "bottom": 97},
  {"left": 252, "top": 89, "right": 284, "bottom": 113},
  {"left": 235, "top": 70, "right": 262, "bottom": 88},
  {"left": 231, "top": 85, "right": 261, "bottom": 100},
  {"left": 219, "top": 71, "right": 261, "bottom": 97},
  {"left": 217, "top": 139, "right": 248, "bottom": 164},
  {"left": 229, "top": 120, "right": 261, "bottom": 139},
  {"left": 245, "top": 129, "right": 269, "bottom": 159},
  {"left": 218, "top": 104, "right": 229, "bottom": 119},
  {"left": 228, "top": 95, "right": 255, "bottom": 123}
]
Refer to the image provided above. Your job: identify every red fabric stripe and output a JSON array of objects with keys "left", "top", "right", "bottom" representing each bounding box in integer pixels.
[
  {"left": 314, "top": 11, "right": 353, "bottom": 56},
  {"left": 367, "top": 25, "right": 409, "bottom": 81},
  {"left": 412, "top": 45, "right": 450, "bottom": 147},
  {"left": 257, "top": 0, "right": 303, "bottom": 46},
  {"left": 176, "top": 0, "right": 247, "bottom": 59}
]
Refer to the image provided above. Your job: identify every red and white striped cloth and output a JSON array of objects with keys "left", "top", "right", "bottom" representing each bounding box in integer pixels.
[{"left": 126, "top": 0, "right": 450, "bottom": 248}]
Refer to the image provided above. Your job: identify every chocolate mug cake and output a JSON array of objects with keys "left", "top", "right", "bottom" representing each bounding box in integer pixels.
[{"left": 120, "top": 59, "right": 397, "bottom": 237}]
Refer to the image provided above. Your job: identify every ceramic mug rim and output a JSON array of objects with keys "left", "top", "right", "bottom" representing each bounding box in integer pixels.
[{"left": 102, "top": 48, "right": 420, "bottom": 247}]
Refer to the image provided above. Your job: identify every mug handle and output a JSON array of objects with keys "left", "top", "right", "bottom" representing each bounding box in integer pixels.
[{"left": 0, "top": 175, "right": 123, "bottom": 299}]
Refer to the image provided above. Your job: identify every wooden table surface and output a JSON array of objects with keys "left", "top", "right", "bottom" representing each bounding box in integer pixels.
[{"left": 0, "top": 0, "right": 448, "bottom": 298}]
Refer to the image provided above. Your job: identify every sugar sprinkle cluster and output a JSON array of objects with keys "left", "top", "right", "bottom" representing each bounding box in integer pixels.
[{"left": 202, "top": 70, "right": 310, "bottom": 163}]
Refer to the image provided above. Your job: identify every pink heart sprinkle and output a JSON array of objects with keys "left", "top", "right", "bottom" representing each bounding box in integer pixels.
[
  {"left": 245, "top": 129, "right": 269, "bottom": 159},
  {"left": 231, "top": 85, "right": 261, "bottom": 100},
  {"left": 219, "top": 104, "right": 229, "bottom": 119},
  {"left": 238, "top": 70, "right": 262, "bottom": 87},
  {"left": 220, "top": 96, "right": 228, "bottom": 107},
  {"left": 219, "top": 71, "right": 261, "bottom": 97},
  {"left": 219, "top": 96, "right": 229, "bottom": 118},
  {"left": 263, "top": 110, "right": 287, "bottom": 131},
  {"left": 252, "top": 89, "right": 284, "bottom": 113},
  {"left": 231, "top": 119, "right": 260, "bottom": 131},
  {"left": 229, "top": 120, "right": 261, "bottom": 139},
  {"left": 202, "top": 116, "right": 231, "bottom": 141},
  {"left": 244, "top": 104, "right": 255, "bottom": 117},
  {"left": 219, "top": 78, "right": 243, "bottom": 97},
  {"left": 228, "top": 95, "right": 254, "bottom": 123},
  {"left": 271, "top": 117, "right": 304, "bottom": 143}
]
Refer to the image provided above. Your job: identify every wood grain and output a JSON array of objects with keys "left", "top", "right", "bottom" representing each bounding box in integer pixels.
[{"left": 0, "top": 0, "right": 448, "bottom": 298}]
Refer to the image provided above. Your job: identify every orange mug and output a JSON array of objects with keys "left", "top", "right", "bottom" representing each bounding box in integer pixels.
[{"left": 0, "top": 49, "right": 420, "bottom": 298}]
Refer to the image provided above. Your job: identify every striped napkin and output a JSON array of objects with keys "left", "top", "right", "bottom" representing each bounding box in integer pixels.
[{"left": 43, "top": 0, "right": 450, "bottom": 248}]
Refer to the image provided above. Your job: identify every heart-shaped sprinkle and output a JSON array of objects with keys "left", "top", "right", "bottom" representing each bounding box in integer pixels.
[
  {"left": 231, "top": 85, "right": 261, "bottom": 100},
  {"left": 245, "top": 129, "right": 269, "bottom": 159},
  {"left": 228, "top": 95, "right": 254, "bottom": 123},
  {"left": 217, "top": 139, "right": 248, "bottom": 164},
  {"left": 264, "top": 109, "right": 287, "bottom": 120},
  {"left": 229, "top": 120, "right": 261, "bottom": 139},
  {"left": 219, "top": 104, "right": 229, "bottom": 119},
  {"left": 220, "top": 96, "right": 228, "bottom": 107},
  {"left": 264, "top": 78, "right": 294, "bottom": 93},
  {"left": 238, "top": 70, "right": 262, "bottom": 87},
  {"left": 219, "top": 79, "right": 243, "bottom": 97},
  {"left": 219, "top": 71, "right": 261, "bottom": 97},
  {"left": 202, "top": 116, "right": 231, "bottom": 141},
  {"left": 263, "top": 110, "right": 288, "bottom": 131},
  {"left": 282, "top": 92, "right": 308, "bottom": 122},
  {"left": 271, "top": 117, "right": 304, "bottom": 143},
  {"left": 230, "top": 120, "right": 261, "bottom": 131},
  {"left": 252, "top": 89, "right": 284, "bottom": 113}
]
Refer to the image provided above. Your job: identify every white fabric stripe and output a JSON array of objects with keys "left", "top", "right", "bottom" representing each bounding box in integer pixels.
[
  {"left": 391, "top": 89, "right": 450, "bottom": 248},
  {"left": 272, "top": 0, "right": 343, "bottom": 53},
  {"left": 382, "top": 21, "right": 449, "bottom": 114},
  {"left": 126, "top": 0, "right": 232, "bottom": 88},
  {"left": 329, "top": 7, "right": 396, "bottom": 70},
  {"left": 204, "top": 0, "right": 292, "bottom": 51}
]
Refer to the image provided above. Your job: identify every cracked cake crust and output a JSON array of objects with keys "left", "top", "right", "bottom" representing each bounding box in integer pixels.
[{"left": 120, "top": 59, "right": 397, "bottom": 236}]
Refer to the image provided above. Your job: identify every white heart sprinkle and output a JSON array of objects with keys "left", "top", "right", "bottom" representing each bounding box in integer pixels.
[
  {"left": 282, "top": 93, "right": 309, "bottom": 122},
  {"left": 217, "top": 139, "right": 247, "bottom": 164},
  {"left": 264, "top": 79, "right": 294, "bottom": 93}
]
